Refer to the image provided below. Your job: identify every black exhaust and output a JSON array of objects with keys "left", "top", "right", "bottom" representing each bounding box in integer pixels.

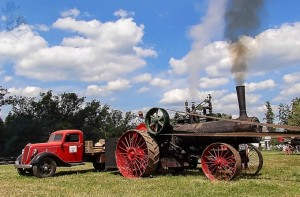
[{"left": 236, "top": 85, "right": 248, "bottom": 118}]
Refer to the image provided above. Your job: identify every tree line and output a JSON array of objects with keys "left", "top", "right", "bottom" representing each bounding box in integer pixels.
[
  {"left": 264, "top": 98, "right": 300, "bottom": 131},
  {"left": 0, "top": 86, "right": 138, "bottom": 157}
]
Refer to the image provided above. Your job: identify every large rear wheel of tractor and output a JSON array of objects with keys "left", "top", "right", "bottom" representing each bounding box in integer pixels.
[
  {"left": 33, "top": 157, "right": 57, "bottom": 178},
  {"left": 115, "top": 130, "right": 160, "bottom": 178},
  {"left": 201, "top": 143, "right": 242, "bottom": 181},
  {"left": 239, "top": 143, "right": 263, "bottom": 176}
]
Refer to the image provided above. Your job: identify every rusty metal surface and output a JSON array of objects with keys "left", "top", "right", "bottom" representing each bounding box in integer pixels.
[
  {"left": 161, "top": 132, "right": 300, "bottom": 137},
  {"left": 173, "top": 120, "right": 256, "bottom": 133},
  {"left": 167, "top": 108, "right": 300, "bottom": 132}
]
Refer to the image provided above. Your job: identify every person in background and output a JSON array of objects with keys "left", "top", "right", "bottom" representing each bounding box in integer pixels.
[{"left": 135, "top": 111, "right": 144, "bottom": 124}]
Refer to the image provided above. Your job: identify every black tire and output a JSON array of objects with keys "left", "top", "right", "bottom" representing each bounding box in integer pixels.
[
  {"left": 33, "top": 157, "right": 57, "bottom": 178},
  {"left": 17, "top": 168, "right": 33, "bottom": 176},
  {"left": 93, "top": 162, "right": 105, "bottom": 171}
]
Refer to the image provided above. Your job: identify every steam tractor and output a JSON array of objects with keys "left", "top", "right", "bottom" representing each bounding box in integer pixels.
[{"left": 115, "top": 86, "right": 264, "bottom": 181}]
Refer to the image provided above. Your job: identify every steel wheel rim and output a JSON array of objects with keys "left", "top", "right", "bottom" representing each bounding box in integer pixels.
[
  {"left": 241, "top": 144, "right": 263, "bottom": 176},
  {"left": 39, "top": 160, "right": 52, "bottom": 176},
  {"left": 201, "top": 143, "right": 241, "bottom": 181},
  {"left": 116, "top": 130, "right": 150, "bottom": 178}
]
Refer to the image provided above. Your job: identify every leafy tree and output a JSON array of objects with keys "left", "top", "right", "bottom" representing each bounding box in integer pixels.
[
  {"left": 263, "top": 101, "right": 275, "bottom": 132},
  {"left": 0, "top": 86, "right": 8, "bottom": 107},
  {"left": 0, "top": 118, "right": 4, "bottom": 156},
  {"left": 288, "top": 97, "right": 300, "bottom": 126},
  {"left": 3, "top": 90, "right": 134, "bottom": 156},
  {"left": 0, "top": 86, "right": 9, "bottom": 156},
  {"left": 277, "top": 103, "right": 290, "bottom": 125}
]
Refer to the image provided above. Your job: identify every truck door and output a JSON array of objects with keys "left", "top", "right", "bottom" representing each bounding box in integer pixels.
[{"left": 61, "top": 133, "right": 84, "bottom": 163}]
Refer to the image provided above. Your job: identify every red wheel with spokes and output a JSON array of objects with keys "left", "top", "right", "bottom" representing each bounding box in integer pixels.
[
  {"left": 201, "top": 143, "right": 241, "bottom": 181},
  {"left": 115, "top": 130, "right": 160, "bottom": 178}
]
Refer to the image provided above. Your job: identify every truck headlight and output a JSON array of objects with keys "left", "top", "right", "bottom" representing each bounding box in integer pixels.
[{"left": 33, "top": 149, "right": 38, "bottom": 155}]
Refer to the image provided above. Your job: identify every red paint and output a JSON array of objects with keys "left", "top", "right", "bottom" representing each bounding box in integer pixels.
[{"left": 20, "top": 130, "right": 84, "bottom": 165}]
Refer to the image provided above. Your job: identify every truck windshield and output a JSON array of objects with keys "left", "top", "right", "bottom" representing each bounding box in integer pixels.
[{"left": 48, "top": 134, "right": 63, "bottom": 142}]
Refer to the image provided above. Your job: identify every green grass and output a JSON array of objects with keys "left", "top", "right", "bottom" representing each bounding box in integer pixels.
[{"left": 1, "top": 151, "right": 300, "bottom": 197}]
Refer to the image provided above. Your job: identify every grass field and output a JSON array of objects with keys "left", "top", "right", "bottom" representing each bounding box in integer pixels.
[{"left": 0, "top": 151, "right": 300, "bottom": 197}]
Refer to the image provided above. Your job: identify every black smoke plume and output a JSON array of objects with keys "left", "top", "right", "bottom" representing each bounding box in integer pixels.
[{"left": 225, "top": 0, "right": 264, "bottom": 85}]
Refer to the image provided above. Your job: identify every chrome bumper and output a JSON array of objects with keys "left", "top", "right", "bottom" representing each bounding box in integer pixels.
[{"left": 14, "top": 161, "right": 32, "bottom": 169}]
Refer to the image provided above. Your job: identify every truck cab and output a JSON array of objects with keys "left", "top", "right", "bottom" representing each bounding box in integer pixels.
[{"left": 14, "top": 130, "right": 104, "bottom": 178}]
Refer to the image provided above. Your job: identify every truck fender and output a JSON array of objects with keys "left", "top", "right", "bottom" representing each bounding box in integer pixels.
[
  {"left": 30, "top": 152, "right": 67, "bottom": 166},
  {"left": 15, "top": 154, "right": 22, "bottom": 163}
]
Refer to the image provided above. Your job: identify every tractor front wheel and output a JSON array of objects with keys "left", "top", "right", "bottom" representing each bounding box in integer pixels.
[
  {"left": 240, "top": 143, "right": 263, "bottom": 176},
  {"left": 115, "top": 130, "right": 160, "bottom": 178},
  {"left": 201, "top": 143, "right": 242, "bottom": 181}
]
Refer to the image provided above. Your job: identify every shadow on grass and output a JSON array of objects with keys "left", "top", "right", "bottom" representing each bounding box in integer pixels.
[
  {"left": 54, "top": 168, "right": 119, "bottom": 177},
  {"left": 54, "top": 169, "right": 96, "bottom": 177},
  {"left": 240, "top": 175, "right": 300, "bottom": 182},
  {"left": 109, "top": 168, "right": 205, "bottom": 179}
]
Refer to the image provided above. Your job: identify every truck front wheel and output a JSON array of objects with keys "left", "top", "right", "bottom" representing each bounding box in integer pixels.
[
  {"left": 33, "top": 157, "right": 57, "bottom": 178},
  {"left": 17, "top": 168, "right": 33, "bottom": 176}
]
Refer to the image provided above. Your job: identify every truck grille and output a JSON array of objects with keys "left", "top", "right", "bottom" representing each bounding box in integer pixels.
[{"left": 21, "top": 145, "right": 30, "bottom": 164}]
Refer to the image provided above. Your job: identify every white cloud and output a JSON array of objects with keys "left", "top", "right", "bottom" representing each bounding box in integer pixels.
[
  {"left": 86, "top": 85, "right": 108, "bottom": 96},
  {"left": 159, "top": 88, "right": 190, "bottom": 104},
  {"left": 159, "top": 88, "right": 227, "bottom": 105},
  {"left": 283, "top": 72, "right": 300, "bottom": 83},
  {"left": 169, "top": 17, "right": 300, "bottom": 89},
  {"left": 53, "top": 17, "right": 102, "bottom": 36},
  {"left": 137, "top": 86, "right": 149, "bottom": 93},
  {"left": 61, "top": 8, "right": 80, "bottom": 18},
  {"left": 0, "top": 30, "right": 47, "bottom": 61},
  {"left": 133, "top": 73, "right": 152, "bottom": 83},
  {"left": 0, "top": 15, "right": 156, "bottom": 82},
  {"left": 8, "top": 86, "right": 44, "bottom": 97},
  {"left": 150, "top": 77, "right": 171, "bottom": 87},
  {"left": 236, "top": 23, "right": 300, "bottom": 74},
  {"left": 245, "top": 79, "right": 277, "bottom": 92},
  {"left": 199, "top": 77, "right": 229, "bottom": 88},
  {"left": 107, "top": 78, "right": 131, "bottom": 91},
  {"left": 133, "top": 46, "right": 157, "bottom": 57},
  {"left": 278, "top": 83, "right": 300, "bottom": 98},
  {"left": 86, "top": 78, "right": 131, "bottom": 96},
  {"left": 114, "top": 9, "right": 135, "bottom": 18},
  {"left": 4, "top": 76, "right": 12, "bottom": 82},
  {"left": 168, "top": 0, "right": 227, "bottom": 91},
  {"left": 33, "top": 24, "right": 50, "bottom": 32},
  {"left": 168, "top": 57, "right": 187, "bottom": 75}
]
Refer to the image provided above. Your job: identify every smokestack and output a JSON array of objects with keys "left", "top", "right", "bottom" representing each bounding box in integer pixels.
[{"left": 236, "top": 86, "right": 248, "bottom": 118}]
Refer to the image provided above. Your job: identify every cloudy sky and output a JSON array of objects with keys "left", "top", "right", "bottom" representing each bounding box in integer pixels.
[{"left": 0, "top": 0, "right": 299, "bottom": 121}]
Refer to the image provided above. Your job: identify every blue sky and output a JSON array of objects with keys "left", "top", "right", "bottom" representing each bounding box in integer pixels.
[{"left": 0, "top": 0, "right": 300, "bottom": 121}]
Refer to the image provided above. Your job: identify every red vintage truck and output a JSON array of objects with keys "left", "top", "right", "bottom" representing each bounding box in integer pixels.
[{"left": 14, "top": 129, "right": 117, "bottom": 178}]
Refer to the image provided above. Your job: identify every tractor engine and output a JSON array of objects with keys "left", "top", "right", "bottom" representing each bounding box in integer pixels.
[{"left": 171, "top": 85, "right": 262, "bottom": 148}]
